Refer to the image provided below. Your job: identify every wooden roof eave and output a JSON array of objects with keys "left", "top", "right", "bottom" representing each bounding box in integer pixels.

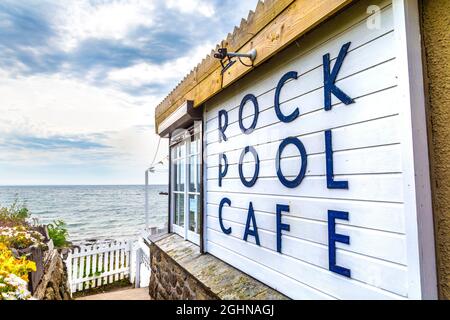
[{"left": 155, "top": 0, "right": 355, "bottom": 135}]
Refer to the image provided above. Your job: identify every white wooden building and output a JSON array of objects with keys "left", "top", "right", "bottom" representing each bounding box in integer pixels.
[{"left": 151, "top": 0, "right": 444, "bottom": 300}]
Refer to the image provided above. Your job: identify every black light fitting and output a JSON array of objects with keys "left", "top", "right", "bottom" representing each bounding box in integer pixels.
[{"left": 214, "top": 48, "right": 257, "bottom": 74}]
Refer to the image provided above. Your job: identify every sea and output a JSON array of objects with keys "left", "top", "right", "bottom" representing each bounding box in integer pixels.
[{"left": 0, "top": 185, "right": 168, "bottom": 244}]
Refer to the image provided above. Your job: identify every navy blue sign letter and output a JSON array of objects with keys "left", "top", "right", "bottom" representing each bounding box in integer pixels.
[
  {"left": 276, "top": 137, "right": 307, "bottom": 188},
  {"left": 275, "top": 71, "right": 300, "bottom": 123},
  {"left": 323, "top": 42, "right": 354, "bottom": 111},
  {"left": 328, "top": 210, "right": 351, "bottom": 278},
  {"left": 218, "top": 110, "right": 228, "bottom": 142},
  {"left": 276, "top": 205, "right": 291, "bottom": 253},
  {"left": 219, "top": 153, "right": 228, "bottom": 187},
  {"left": 325, "top": 130, "right": 348, "bottom": 189},
  {"left": 243, "top": 202, "right": 260, "bottom": 246},
  {"left": 219, "top": 198, "right": 232, "bottom": 235},
  {"left": 239, "top": 146, "right": 260, "bottom": 188},
  {"left": 239, "top": 94, "right": 259, "bottom": 135}
]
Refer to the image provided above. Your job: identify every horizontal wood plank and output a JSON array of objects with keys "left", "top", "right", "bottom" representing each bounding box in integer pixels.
[
  {"left": 206, "top": 192, "right": 405, "bottom": 234},
  {"left": 207, "top": 225, "right": 408, "bottom": 296},
  {"left": 207, "top": 231, "right": 405, "bottom": 300},
  {"left": 200, "top": 0, "right": 420, "bottom": 300}
]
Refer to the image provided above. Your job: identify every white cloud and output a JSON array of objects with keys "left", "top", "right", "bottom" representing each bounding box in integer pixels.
[
  {"left": 165, "top": 0, "right": 215, "bottom": 17},
  {"left": 107, "top": 42, "right": 214, "bottom": 88},
  {"left": 0, "top": 69, "right": 167, "bottom": 184},
  {"left": 0, "top": 0, "right": 265, "bottom": 185},
  {"left": 0, "top": 73, "right": 154, "bottom": 136},
  {"left": 55, "top": 0, "right": 156, "bottom": 51}
]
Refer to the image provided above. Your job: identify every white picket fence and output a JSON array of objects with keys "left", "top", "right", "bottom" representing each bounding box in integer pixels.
[
  {"left": 65, "top": 228, "right": 164, "bottom": 295},
  {"left": 134, "top": 237, "right": 151, "bottom": 289},
  {"left": 66, "top": 240, "right": 135, "bottom": 294}
]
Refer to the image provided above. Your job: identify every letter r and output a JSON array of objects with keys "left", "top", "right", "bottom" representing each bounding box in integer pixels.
[{"left": 218, "top": 110, "right": 228, "bottom": 142}]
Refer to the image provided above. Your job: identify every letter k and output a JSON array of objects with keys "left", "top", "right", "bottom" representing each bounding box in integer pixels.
[{"left": 323, "top": 42, "right": 355, "bottom": 111}]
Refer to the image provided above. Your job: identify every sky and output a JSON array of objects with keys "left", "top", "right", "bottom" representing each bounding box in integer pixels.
[{"left": 0, "top": 0, "right": 259, "bottom": 186}]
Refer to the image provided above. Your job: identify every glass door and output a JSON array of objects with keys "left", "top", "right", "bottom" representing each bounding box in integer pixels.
[
  {"left": 170, "top": 123, "right": 201, "bottom": 245},
  {"left": 171, "top": 140, "right": 186, "bottom": 237},
  {"left": 187, "top": 128, "right": 201, "bottom": 244}
]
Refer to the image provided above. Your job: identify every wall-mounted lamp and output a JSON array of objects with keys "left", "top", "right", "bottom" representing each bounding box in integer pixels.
[{"left": 214, "top": 48, "right": 257, "bottom": 74}]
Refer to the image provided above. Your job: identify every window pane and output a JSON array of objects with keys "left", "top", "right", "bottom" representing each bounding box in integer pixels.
[
  {"left": 175, "top": 193, "right": 184, "bottom": 227},
  {"left": 189, "top": 155, "right": 200, "bottom": 193},
  {"left": 175, "top": 141, "right": 185, "bottom": 159},
  {"left": 173, "top": 160, "right": 178, "bottom": 190},
  {"left": 170, "top": 127, "right": 202, "bottom": 240},
  {"left": 188, "top": 194, "right": 200, "bottom": 233},
  {"left": 189, "top": 135, "right": 196, "bottom": 155},
  {"left": 180, "top": 158, "right": 185, "bottom": 191},
  {"left": 196, "top": 162, "right": 200, "bottom": 193},
  {"left": 175, "top": 158, "right": 185, "bottom": 192},
  {"left": 189, "top": 133, "right": 200, "bottom": 155},
  {"left": 196, "top": 195, "right": 200, "bottom": 234}
]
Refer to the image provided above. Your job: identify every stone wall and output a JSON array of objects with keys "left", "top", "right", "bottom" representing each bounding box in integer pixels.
[
  {"left": 33, "top": 249, "right": 71, "bottom": 300},
  {"left": 420, "top": 0, "right": 450, "bottom": 300},
  {"left": 148, "top": 234, "right": 288, "bottom": 300},
  {"left": 149, "top": 241, "right": 218, "bottom": 300}
]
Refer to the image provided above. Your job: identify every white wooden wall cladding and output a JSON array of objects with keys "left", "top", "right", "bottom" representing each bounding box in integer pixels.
[{"left": 203, "top": 0, "right": 436, "bottom": 300}]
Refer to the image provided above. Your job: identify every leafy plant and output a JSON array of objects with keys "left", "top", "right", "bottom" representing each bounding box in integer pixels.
[
  {"left": 0, "top": 198, "right": 30, "bottom": 227},
  {"left": 47, "top": 220, "right": 69, "bottom": 248}
]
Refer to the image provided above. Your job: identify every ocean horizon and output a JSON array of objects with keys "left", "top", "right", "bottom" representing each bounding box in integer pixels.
[{"left": 0, "top": 185, "right": 168, "bottom": 243}]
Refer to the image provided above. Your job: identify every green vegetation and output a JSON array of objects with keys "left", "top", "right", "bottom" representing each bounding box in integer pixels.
[
  {"left": 0, "top": 198, "right": 30, "bottom": 227},
  {"left": 1, "top": 198, "right": 71, "bottom": 248},
  {"left": 0, "top": 197, "right": 72, "bottom": 299},
  {"left": 0, "top": 199, "right": 37, "bottom": 300},
  {"left": 47, "top": 220, "right": 69, "bottom": 248}
]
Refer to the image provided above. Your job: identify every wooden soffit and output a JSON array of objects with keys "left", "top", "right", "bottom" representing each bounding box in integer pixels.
[{"left": 155, "top": 0, "right": 355, "bottom": 134}]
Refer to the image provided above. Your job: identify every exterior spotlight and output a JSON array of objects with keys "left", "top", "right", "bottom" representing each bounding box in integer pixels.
[{"left": 214, "top": 48, "right": 257, "bottom": 74}]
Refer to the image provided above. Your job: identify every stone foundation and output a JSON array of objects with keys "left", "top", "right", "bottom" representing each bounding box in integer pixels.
[
  {"left": 33, "top": 249, "right": 71, "bottom": 300},
  {"left": 148, "top": 234, "right": 288, "bottom": 300},
  {"left": 149, "top": 238, "right": 217, "bottom": 300}
]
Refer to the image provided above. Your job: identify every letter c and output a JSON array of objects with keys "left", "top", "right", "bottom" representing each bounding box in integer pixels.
[
  {"left": 219, "top": 198, "right": 232, "bottom": 235},
  {"left": 275, "top": 71, "right": 300, "bottom": 123}
]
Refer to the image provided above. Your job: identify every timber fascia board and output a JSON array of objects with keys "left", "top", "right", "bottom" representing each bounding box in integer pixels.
[{"left": 155, "top": 0, "right": 355, "bottom": 134}]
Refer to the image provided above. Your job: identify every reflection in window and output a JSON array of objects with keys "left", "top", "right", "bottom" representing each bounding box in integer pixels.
[
  {"left": 188, "top": 194, "right": 200, "bottom": 233},
  {"left": 174, "top": 193, "right": 184, "bottom": 227}
]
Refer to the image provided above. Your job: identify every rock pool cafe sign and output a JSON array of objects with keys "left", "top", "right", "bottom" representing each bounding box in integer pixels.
[{"left": 158, "top": 0, "right": 438, "bottom": 300}]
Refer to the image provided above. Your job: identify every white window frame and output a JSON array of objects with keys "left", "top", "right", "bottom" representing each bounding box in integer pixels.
[{"left": 170, "top": 122, "right": 202, "bottom": 245}]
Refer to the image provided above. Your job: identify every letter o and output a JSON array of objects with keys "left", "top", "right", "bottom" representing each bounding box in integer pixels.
[
  {"left": 276, "top": 137, "right": 307, "bottom": 188},
  {"left": 239, "top": 94, "right": 259, "bottom": 135},
  {"left": 238, "top": 146, "right": 260, "bottom": 187}
]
